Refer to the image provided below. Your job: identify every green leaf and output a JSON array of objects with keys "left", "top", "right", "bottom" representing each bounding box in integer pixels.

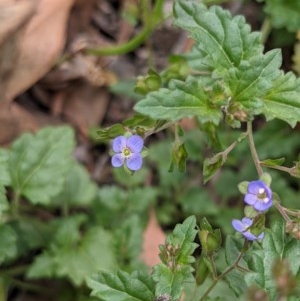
[
  {"left": 9, "top": 126, "right": 75, "bottom": 205},
  {"left": 114, "top": 215, "right": 144, "bottom": 269},
  {"left": 261, "top": 72, "right": 300, "bottom": 127},
  {"left": 260, "top": 0, "right": 300, "bottom": 32},
  {"left": 260, "top": 158, "right": 285, "bottom": 167},
  {"left": 224, "top": 235, "right": 248, "bottom": 296},
  {"left": 87, "top": 270, "right": 155, "bottom": 301},
  {"left": 153, "top": 264, "right": 193, "bottom": 300},
  {"left": 96, "top": 124, "right": 126, "bottom": 141},
  {"left": 225, "top": 50, "right": 282, "bottom": 110},
  {"left": 0, "top": 149, "right": 10, "bottom": 186},
  {"left": 244, "top": 219, "right": 300, "bottom": 300},
  {"left": 28, "top": 226, "right": 117, "bottom": 286},
  {"left": 134, "top": 77, "right": 223, "bottom": 124},
  {"left": 0, "top": 224, "right": 18, "bottom": 264},
  {"left": 174, "top": 0, "right": 262, "bottom": 74},
  {"left": 203, "top": 152, "right": 226, "bottom": 184},
  {"left": 52, "top": 160, "right": 97, "bottom": 207},
  {"left": 153, "top": 216, "right": 198, "bottom": 300}
]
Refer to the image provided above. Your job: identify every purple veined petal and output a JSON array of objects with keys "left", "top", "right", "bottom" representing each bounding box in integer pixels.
[
  {"left": 232, "top": 219, "right": 246, "bottom": 232},
  {"left": 112, "top": 136, "right": 127, "bottom": 153},
  {"left": 247, "top": 180, "right": 265, "bottom": 194},
  {"left": 111, "top": 154, "right": 125, "bottom": 167},
  {"left": 126, "top": 153, "right": 143, "bottom": 171},
  {"left": 243, "top": 231, "right": 259, "bottom": 241},
  {"left": 253, "top": 199, "right": 272, "bottom": 212},
  {"left": 244, "top": 194, "right": 257, "bottom": 205},
  {"left": 241, "top": 217, "right": 253, "bottom": 227},
  {"left": 127, "top": 135, "right": 144, "bottom": 153}
]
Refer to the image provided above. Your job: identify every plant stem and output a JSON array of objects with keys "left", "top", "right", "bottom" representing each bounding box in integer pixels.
[
  {"left": 247, "top": 122, "right": 263, "bottom": 177},
  {"left": 260, "top": 17, "right": 272, "bottom": 45},
  {"left": 199, "top": 248, "right": 245, "bottom": 301},
  {"left": 86, "top": 0, "right": 165, "bottom": 56},
  {"left": 11, "top": 191, "right": 20, "bottom": 218}
]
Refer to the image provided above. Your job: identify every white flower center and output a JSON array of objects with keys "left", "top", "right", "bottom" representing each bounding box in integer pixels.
[{"left": 122, "top": 147, "right": 131, "bottom": 158}]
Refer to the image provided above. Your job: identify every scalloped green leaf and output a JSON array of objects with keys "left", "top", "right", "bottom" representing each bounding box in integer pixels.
[
  {"left": 153, "top": 216, "right": 198, "bottom": 300},
  {"left": 134, "top": 77, "right": 223, "bottom": 124},
  {"left": 87, "top": 270, "right": 155, "bottom": 301},
  {"left": 261, "top": 72, "right": 300, "bottom": 127},
  {"left": 225, "top": 49, "right": 282, "bottom": 109},
  {"left": 9, "top": 126, "right": 75, "bottom": 205},
  {"left": 174, "top": 0, "right": 262, "bottom": 74}
]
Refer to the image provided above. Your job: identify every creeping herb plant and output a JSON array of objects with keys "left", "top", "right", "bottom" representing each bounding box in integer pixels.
[
  {"left": 94, "top": 0, "right": 300, "bottom": 300},
  {"left": 1, "top": 1, "right": 300, "bottom": 301}
]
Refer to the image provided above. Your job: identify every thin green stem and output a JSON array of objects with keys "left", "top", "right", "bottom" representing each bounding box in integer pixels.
[
  {"left": 260, "top": 163, "right": 291, "bottom": 174},
  {"left": 199, "top": 245, "right": 246, "bottom": 301},
  {"left": 11, "top": 191, "right": 21, "bottom": 219},
  {"left": 247, "top": 122, "right": 263, "bottom": 177},
  {"left": 260, "top": 17, "right": 272, "bottom": 45},
  {"left": 86, "top": 0, "right": 165, "bottom": 56}
]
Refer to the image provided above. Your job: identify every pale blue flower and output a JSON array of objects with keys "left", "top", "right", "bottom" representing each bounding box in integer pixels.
[
  {"left": 232, "top": 217, "right": 264, "bottom": 241},
  {"left": 111, "top": 135, "right": 143, "bottom": 171},
  {"left": 244, "top": 180, "right": 272, "bottom": 212}
]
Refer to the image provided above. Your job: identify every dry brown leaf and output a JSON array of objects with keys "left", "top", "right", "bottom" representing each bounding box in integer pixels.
[{"left": 1, "top": 0, "right": 75, "bottom": 101}]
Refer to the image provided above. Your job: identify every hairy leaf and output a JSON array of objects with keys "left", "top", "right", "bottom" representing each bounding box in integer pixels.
[
  {"left": 87, "top": 270, "right": 155, "bottom": 301},
  {"left": 261, "top": 72, "right": 300, "bottom": 127},
  {"left": 153, "top": 216, "right": 198, "bottom": 300},
  {"left": 9, "top": 126, "right": 75, "bottom": 205},
  {"left": 225, "top": 50, "right": 282, "bottom": 110},
  {"left": 174, "top": 0, "right": 262, "bottom": 74},
  {"left": 134, "top": 77, "right": 223, "bottom": 124}
]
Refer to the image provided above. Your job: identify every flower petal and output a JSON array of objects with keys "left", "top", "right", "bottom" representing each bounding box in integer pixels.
[
  {"left": 111, "top": 154, "right": 125, "bottom": 167},
  {"left": 257, "top": 232, "right": 264, "bottom": 240},
  {"left": 253, "top": 199, "right": 272, "bottom": 212},
  {"left": 243, "top": 231, "right": 259, "bottom": 241},
  {"left": 126, "top": 153, "right": 143, "bottom": 171},
  {"left": 232, "top": 219, "right": 246, "bottom": 232},
  {"left": 247, "top": 180, "right": 265, "bottom": 194},
  {"left": 241, "top": 217, "right": 253, "bottom": 227},
  {"left": 244, "top": 194, "right": 257, "bottom": 205},
  {"left": 112, "top": 136, "right": 127, "bottom": 153},
  {"left": 127, "top": 135, "right": 144, "bottom": 153}
]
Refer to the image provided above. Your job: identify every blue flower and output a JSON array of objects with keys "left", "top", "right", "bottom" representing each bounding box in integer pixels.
[
  {"left": 111, "top": 135, "right": 144, "bottom": 171},
  {"left": 232, "top": 217, "right": 264, "bottom": 241},
  {"left": 244, "top": 180, "right": 272, "bottom": 212}
]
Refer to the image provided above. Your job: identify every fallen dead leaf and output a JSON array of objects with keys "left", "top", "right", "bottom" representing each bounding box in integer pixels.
[{"left": 1, "top": 0, "right": 75, "bottom": 101}]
